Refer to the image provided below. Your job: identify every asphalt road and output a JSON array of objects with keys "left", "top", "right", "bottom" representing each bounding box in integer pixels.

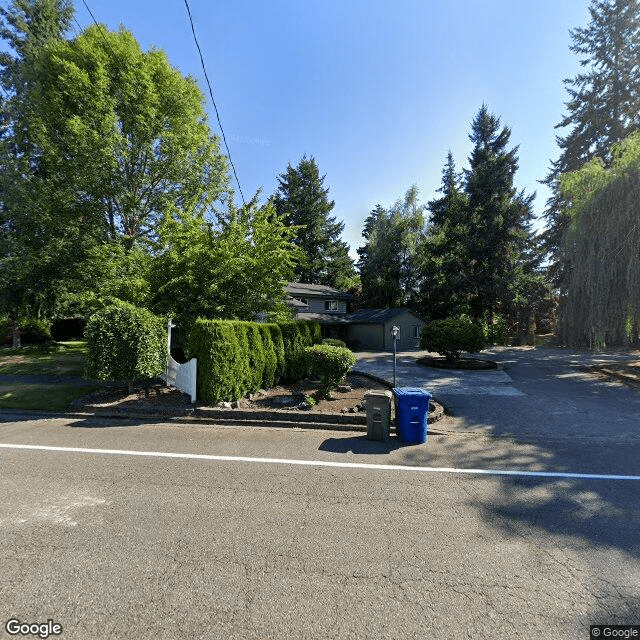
[{"left": 1, "top": 347, "right": 639, "bottom": 640}]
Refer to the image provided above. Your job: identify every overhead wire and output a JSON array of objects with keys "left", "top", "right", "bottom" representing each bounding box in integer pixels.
[{"left": 182, "top": 0, "right": 246, "bottom": 208}]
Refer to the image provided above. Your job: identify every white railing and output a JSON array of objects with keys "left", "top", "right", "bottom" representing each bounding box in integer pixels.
[
  {"left": 161, "top": 320, "right": 196, "bottom": 403},
  {"left": 162, "top": 355, "right": 197, "bottom": 403}
]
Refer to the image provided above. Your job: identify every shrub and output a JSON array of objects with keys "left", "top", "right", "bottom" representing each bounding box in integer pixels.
[
  {"left": 278, "top": 320, "right": 319, "bottom": 382},
  {"left": 420, "top": 316, "right": 487, "bottom": 360},
  {"left": 188, "top": 319, "right": 247, "bottom": 404},
  {"left": 322, "top": 338, "right": 346, "bottom": 348},
  {"left": 304, "top": 344, "right": 356, "bottom": 399},
  {"left": 420, "top": 317, "right": 486, "bottom": 361},
  {"left": 257, "top": 324, "right": 278, "bottom": 389},
  {"left": 266, "top": 323, "right": 286, "bottom": 383},
  {"left": 85, "top": 302, "right": 167, "bottom": 390}
]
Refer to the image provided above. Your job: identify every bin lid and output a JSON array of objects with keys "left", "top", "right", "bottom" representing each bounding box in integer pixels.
[{"left": 392, "top": 387, "right": 431, "bottom": 398}]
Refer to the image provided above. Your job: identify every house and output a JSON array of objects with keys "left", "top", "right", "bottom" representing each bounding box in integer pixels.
[{"left": 285, "top": 282, "right": 427, "bottom": 351}]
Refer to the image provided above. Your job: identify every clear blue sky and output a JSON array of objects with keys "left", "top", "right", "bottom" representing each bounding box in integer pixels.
[{"left": 73, "top": 0, "right": 590, "bottom": 258}]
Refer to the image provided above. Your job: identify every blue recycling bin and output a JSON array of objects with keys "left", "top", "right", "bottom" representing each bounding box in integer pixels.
[{"left": 393, "top": 387, "right": 431, "bottom": 444}]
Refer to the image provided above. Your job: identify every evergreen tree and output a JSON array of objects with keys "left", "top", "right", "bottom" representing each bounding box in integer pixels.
[
  {"left": 272, "top": 156, "right": 356, "bottom": 288},
  {"left": 543, "top": 0, "right": 640, "bottom": 281},
  {"left": 0, "top": 0, "right": 74, "bottom": 343},
  {"left": 416, "top": 152, "right": 471, "bottom": 320},
  {"left": 357, "top": 186, "right": 426, "bottom": 309},
  {"left": 463, "top": 105, "right": 537, "bottom": 332}
]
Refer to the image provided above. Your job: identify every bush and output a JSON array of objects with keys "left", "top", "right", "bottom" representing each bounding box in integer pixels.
[
  {"left": 304, "top": 344, "right": 356, "bottom": 399},
  {"left": 85, "top": 302, "right": 167, "bottom": 389},
  {"left": 188, "top": 319, "right": 247, "bottom": 404},
  {"left": 420, "top": 317, "right": 486, "bottom": 361},
  {"left": 257, "top": 324, "right": 278, "bottom": 389},
  {"left": 322, "top": 338, "right": 346, "bottom": 348},
  {"left": 266, "top": 323, "right": 286, "bottom": 383},
  {"left": 278, "top": 320, "right": 320, "bottom": 382},
  {"left": 0, "top": 317, "right": 52, "bottom": 345}
]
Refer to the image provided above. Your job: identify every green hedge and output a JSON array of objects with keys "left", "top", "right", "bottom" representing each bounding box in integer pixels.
[
  {"left": 85, "top": 302, "right": 167, "bottom": 386},
  {"left": 188, "top": 318, "right": 321, "bottom": 403},
  {"left": 322, "top": 338, "right": 346, "bottom": 348}
]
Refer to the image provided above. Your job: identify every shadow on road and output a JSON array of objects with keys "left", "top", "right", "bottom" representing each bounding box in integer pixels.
[{"left": 319, "top": 434, "right": 405, "bottom": 455}]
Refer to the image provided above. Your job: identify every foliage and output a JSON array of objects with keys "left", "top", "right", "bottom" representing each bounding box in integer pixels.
[
  {"left": 188, "top": 320, "right": 247, "bottom": 404},
  {"left": 271, "top": 155, "right": 357, "bottom": 289},
  {"left": 322, "top": 338, "right": 346, "bottom": 348},
  {"left": 0, "top": 316, "right": 51, "bottom": 345},
  {"left": 150, "top": 199, "right": 301, "bottom": 334},
  {"left": 30, "top": 24, "right": 230, "bottom": 245},
  {"left": 304, "top": 344, "right": 356, "bottom": 399},
  {"left": 419, "top": 317, "right": 486, "bottom": 361},
  {"left": 357, "top": 186, "right": 426, "bottom": 309},
  {"left": 84, "top": 301, "right": 167, "bottom": 388},
  {"left": 557, "top": 131, "right": 640, "bottom": 347},
  {"left": 188, "top": 318, "right": 320, "bottom": 404},
  {"left": 417, "top": 107, "right": 543, "bottom": 336},
  {"left": 257, "top": 324, "right": 278, "bottom": 389},
  {"left": 0, "top": 0, "right": 77, "bottom": 334},
  {"left": 542, "top": 0, "right": 640, "bottom": 281},
  {"left": 277, "top": 320, "right": 321, "bottom": 382},
  {"left": 417, "top": 153, "right": 472, "bottom": 319}
]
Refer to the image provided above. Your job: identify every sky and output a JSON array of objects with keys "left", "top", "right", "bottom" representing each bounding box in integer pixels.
[{"left": 68, "top": 0, "right": 590, "bottom": 258}]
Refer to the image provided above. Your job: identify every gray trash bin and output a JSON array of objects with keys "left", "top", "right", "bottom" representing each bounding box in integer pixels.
[{"left": 364, "top": 390, "right": 392, "bottom": 441}]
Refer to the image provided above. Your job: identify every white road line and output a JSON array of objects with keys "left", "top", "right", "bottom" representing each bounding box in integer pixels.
[{"left": 1, "top": 443, "right": 639, "bottom": 481}]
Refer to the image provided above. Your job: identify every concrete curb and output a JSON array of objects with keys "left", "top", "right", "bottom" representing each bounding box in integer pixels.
[{"left": 0, "top": 371, "right": 445, "bottom": 434}]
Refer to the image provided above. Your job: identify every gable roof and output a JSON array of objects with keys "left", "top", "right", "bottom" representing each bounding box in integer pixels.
[
  {"left": 297, "top": 308, "right": 427, "bottom": 325},
  {"left": 346, "top": 308, "right": 425, "bottom": 323},
  {"left": 285, "top": 282, "right": 352, "bottom": 300}
]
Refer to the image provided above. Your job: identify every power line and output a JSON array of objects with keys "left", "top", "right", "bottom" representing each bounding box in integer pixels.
[{"left": 182, "top": 0, "right": 246, "bottom": 208}]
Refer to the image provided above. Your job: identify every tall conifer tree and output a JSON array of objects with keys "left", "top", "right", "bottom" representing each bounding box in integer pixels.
[
  {"left": 272, "top": 156, "right": 356, "bottom": 288},
  {"left": 543, "top": 0, "right": 640, "bottom": 279}
]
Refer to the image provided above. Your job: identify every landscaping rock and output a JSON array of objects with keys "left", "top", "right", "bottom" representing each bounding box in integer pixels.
[
  {"left": 217, "top": 401, "right": 232, "bottom": 409},
  {"left": 336, "top": 385, "right": 352, "bottom": 393}
]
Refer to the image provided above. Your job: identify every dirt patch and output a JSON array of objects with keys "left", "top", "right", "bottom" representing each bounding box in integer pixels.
[{"left": 77, "top": 373, "right": 391, "bottom": 415}]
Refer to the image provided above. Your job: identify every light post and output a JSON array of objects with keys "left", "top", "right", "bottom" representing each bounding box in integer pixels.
[{"left": 391, "top": 325, "right": 399, "bottom": 387}]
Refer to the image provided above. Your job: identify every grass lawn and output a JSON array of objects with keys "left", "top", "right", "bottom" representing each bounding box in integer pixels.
[
  {"left": 0, "top": 383, "right": 100, "bottom": 411},
  {"left": 0, "top": 341, "right": 87, "bottom": 376}
]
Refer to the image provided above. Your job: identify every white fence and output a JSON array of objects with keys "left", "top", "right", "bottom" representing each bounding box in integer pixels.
[
  {"left": 161, "top": 320, "right": 196, "bottom": 403},
  {"left": 161, "top": 355, "right": 197, "bottom": 403}
]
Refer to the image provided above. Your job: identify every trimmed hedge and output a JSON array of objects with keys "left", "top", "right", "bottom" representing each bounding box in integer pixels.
[
  {"left": 304, "top": 344, "right": 356, "bottom": 398},
  {"left": 188, "top": 318, "right": 321, "bottom": 404},
  {"left": 322, "top": 338, "right": 346, "bottom": 348},
  {"left": 85, "top": 302, "right": 167, "bottom": 386},
  {"left": 419, "top": 317, "right": 486, "bottom": 361}
]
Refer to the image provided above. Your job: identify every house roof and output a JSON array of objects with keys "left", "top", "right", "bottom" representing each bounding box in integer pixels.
[
  {"left": 298, "top": 308, "right": 426, "bottom": 325},
  {"left": 286, "top": 296, "right": 308, "bottom": 309},
  {"left": 285, "top": 282, "right": 353, "bottom": 300},
  {"left": 296, "top": 312, "right": 354, "bottom": 325},
  {"left": 346, "top": 308, "right": 426, "bottom": 323}
]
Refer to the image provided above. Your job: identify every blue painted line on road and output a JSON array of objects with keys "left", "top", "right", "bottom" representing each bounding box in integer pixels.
[{"left": 1, "top": 443, "right": 639, "bottom": 481}]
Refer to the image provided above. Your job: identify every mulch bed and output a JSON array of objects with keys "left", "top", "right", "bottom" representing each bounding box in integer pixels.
[{"left": 75, "top": 373, "right": 391, "bottom": 415}]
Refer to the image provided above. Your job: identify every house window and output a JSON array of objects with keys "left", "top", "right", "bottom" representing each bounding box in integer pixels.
[
  {"left": 412, "top": 325, "right": 420, "bottom": 339},
  {"left": 325, "top": 300, "right": 338, "bottom": 311}
]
